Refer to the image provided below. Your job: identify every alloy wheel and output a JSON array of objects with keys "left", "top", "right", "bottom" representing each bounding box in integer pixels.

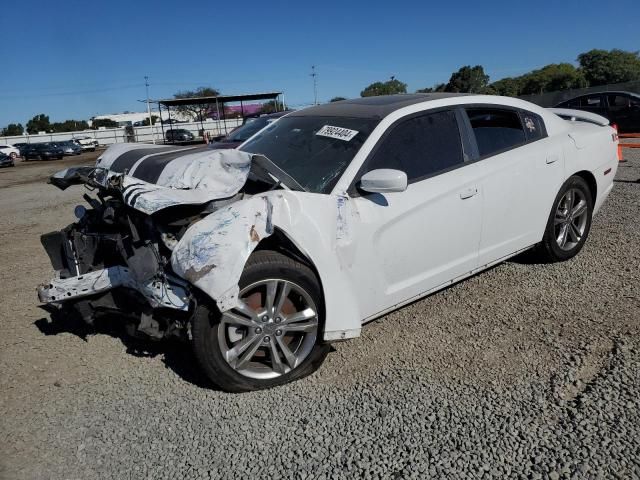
[
  {"left": 554, "top": 188, "right": 588, "bottom": 251},
  {"left": 217, "top": 279, "right": 319, "bottom": 379}
]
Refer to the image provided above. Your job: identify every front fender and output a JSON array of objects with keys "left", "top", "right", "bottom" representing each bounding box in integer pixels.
[
  {"left": 170, "top": 191, "right": 362, "bottom": 341},
  {"left": 171, "top": 195, "right": 274, "bottom": 311}
]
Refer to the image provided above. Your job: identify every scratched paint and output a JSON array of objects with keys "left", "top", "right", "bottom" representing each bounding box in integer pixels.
[{"left": 171, "top": 196, "right": 274, "bottom": 312}]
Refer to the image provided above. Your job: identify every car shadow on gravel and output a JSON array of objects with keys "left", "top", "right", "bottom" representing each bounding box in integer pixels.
[{"left": 34, "top": 313, "right": 218, "bottom": 390}]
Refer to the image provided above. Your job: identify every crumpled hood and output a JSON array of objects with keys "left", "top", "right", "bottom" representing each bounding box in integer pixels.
[{"left": 52, "top": 144, "right": 254, "bottom": 215}]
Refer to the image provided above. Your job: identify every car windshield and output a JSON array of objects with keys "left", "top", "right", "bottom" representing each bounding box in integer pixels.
[{"left": 240, "top": 116, "right": 379, "bottom": 193}]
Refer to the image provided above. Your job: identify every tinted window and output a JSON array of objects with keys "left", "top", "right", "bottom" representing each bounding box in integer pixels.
[
  {"left": 520, "top": 111, "right": 545, "bottom": 142},
  {"left": 466, "top": 108, "right": 526, "bottom": 157},
  {"left": 366, "top": 110, "right": 463, "bottom": 182},
  {"left": 607, "top": 94, "right": 630, "bottom": 108},
  {"left": 580, "top": 95, "right": 602, "bottom": 107}
]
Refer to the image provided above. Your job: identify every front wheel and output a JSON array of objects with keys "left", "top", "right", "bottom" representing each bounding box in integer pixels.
[
  {"left": 536, "top": 175, "right": 593, "bottom": 262},
  {"left": 192, "top": 250, "right": 330, "bottom": 392}
]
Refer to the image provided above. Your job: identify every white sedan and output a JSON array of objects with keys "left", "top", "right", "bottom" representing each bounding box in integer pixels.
[
  {"left": 0, "top": 144, "right": 20, "bottom": 160},
  {"left": 38, "top": 94, "right": 618, "bottom": 392}
]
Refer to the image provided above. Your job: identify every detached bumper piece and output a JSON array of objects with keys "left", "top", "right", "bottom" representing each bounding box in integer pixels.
[{"left": 37, "top": 266, "right": 189, "bottom": 311}]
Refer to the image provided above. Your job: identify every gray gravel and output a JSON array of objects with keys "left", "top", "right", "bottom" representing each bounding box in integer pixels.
[{"left": 1, "top": 148, "right": 639, "bottom": 480}]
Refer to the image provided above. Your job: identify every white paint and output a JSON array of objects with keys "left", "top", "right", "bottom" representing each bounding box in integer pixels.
[{"left": 42, "top": 94, "right": 619, "bottom": 344}]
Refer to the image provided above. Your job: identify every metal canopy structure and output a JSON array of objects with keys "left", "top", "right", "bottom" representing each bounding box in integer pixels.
[
  {"left": 157, "top": 92, "right": 282, "bottom": 107},
  {"left": 154, "top": 92, "right": 284, "bottom": 142}
]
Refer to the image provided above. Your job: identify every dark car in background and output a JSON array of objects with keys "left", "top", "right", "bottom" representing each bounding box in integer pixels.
[
  {"left": 23, "top": 143, "right": 64, "bottom": 161},
  {"left": 56, "top": 141, "right": 83, "bottom": 155},
  {"left": 165, "top": 128, "right": 195, "bottom": 143},
  {"left": 0, "top": 152, "right": 15, "bottom": 167},
  {"left": 209, "top": 112, "right": 287, "bottom": 149},
  {"left": 555, "top": 91, "right": 640, "bottom": 132}
]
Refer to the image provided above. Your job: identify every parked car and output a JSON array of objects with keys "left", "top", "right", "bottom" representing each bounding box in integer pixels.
[
  {"left": 72, "top": 136, "right": 98, "bottom": 151},
  {"left": 23, "top": 143, "right": 64, "bottom": 161},
  {"left": 209, "top": 112, "right": 287, "bottom": 149},
  {"left": 0, "top": 144, "right": 20, "bottom": 160},
  {"left": 56, "top": 141, "right": 83, "bottom": 156},
  {"left": 555, "top": 91, "right": 640, "bottom": 132},
  {"left": 0, "top": 152, "right": 15, "bottom": 167},
  {"left": 165, "top": 128, "right": 195, "bottom": 143},
  {"left": 38, "top": 94, "right": 617, "bottom": 392}
]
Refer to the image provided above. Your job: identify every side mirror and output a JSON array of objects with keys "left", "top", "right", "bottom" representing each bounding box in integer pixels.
[{"left": 359, "top": 169, "right": 408, "bottom": 193}]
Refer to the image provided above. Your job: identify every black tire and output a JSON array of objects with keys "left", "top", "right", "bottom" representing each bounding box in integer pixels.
[
  {"left": 192, "top": 250, "right": 330, "bottom": 392},
  {"left": 536, "top": 175, "right": 593, "bottom": 262},
  {"left": 40, "top": 155, "right": 46, "bottom": 161}
]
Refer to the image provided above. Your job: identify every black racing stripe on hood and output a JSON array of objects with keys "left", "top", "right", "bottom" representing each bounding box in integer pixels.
[
  {"left": 132, "top": 145, "right": 209, "bottom": 184},
  {"left": 109, "top": 146, "right": 187, "bottom": 173},
  {"left": 128, "top": 189, "right": 155, "bottom": 208},
  {"left": 123, "top": 186, "right": 148, "bottom": 204}
]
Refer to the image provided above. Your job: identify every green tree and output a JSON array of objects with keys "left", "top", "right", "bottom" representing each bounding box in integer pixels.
[
  {"left": 329, "top": 96, "right": 347, "bottom": 102},
  {"left": 520, "top": 63, "right": 587, "bottom": 95},
  {"left": 444, "top": 65, "right": 489, "bottom": 93},
  {"left": 1, "top": 123, "right": 23, "bottom": 136},
  {"left": 488, "top": 77, "right": 523, "bottom": 97},
  {"left": 360, "top": 79, "right": 407, "bottom": 97},
  {"left": 91, "top": 118, "right": 119, "bottom": 129},
  {"left": 416, "top": 83, "right": 446, "bottom": 94},
  {"left": 26, "top": 114, "right": 51, "bottom": 134},
  {"left": 173, "top": 86, "right": 220, "bottom": 121},
  {"left": 142, "top": 115, "right": 159, "bottom": 126},
  {"left": 578, "top": 49, "right": 640, "bottom": 86},
  {"left": 51, "top": 120, "right": 89, "bottom": 132}
]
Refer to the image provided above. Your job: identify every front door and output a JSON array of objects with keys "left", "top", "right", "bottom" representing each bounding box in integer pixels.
[{"left": 345, "top": 109, "right": 483, "bottom": 319}]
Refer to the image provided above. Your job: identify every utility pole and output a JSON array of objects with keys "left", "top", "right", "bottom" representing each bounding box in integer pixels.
[
  {"left": 145, "top": 76, "right": 155, "bottom": 144},
  {"left": 310, "top": 66, "right": 318, "bottom": 105}
]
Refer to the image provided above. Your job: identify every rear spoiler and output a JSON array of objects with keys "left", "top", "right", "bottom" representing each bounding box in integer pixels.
[{"left": 547, "top": 108, "right": 610, "bottom": 127}]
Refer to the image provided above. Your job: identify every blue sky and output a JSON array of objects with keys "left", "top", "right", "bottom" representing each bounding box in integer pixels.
[{"left": 1, "top": 0, "right": 639, "bottom": 127}]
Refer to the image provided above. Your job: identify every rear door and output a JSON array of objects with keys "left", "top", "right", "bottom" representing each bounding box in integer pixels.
[
  {"left": 579, "top": 94, "right": 607, "bottom": 118},
  {"left": 348, "top": 108, "right": 483, "bottom": 318},
  {"left": 606, "top": 93, "right": 640, "bottom": 131},
  {"left": 463, "top": 107, "right": 564, "bottom": 265}
]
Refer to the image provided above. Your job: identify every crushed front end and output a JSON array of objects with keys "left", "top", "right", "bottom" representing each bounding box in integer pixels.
[{"left": 38, "top": 167, "right": 208, "bottom": 340}]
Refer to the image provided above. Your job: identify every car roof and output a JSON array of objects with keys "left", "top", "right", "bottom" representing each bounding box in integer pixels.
[{"left": 288, "top": 93, "right": 470, "bottom": 119}]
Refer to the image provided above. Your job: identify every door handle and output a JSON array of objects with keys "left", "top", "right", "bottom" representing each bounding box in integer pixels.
[
  {"left": 459, "top": 187, "right": 478, "bottom": 199},
  {"left": 546, "top": 154, "right": 559, "bottom": 164}
]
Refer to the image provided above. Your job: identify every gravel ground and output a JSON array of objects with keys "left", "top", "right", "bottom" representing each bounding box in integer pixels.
[{"left": 1, "top": 147, "right": 639, "bottom": 480}]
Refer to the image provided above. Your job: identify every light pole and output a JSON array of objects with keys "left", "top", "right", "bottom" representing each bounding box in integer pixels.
[
  {"left": 310, "top": 66, "right": 318, "bottom": 105},
  {"left": 145, "top": 76, "right": 155, "bottom": 144}
]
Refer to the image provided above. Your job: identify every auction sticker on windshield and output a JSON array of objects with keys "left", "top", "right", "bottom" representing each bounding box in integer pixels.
[{"left": 316, "top": 125, "right": 359, "bottom": 141}]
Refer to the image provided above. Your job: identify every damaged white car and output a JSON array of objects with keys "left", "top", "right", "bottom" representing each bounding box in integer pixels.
[{"left": 38, "top": 94, "right": 618, "bottom": 392}]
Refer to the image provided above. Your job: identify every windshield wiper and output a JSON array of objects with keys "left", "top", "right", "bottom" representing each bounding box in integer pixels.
[{"left": 251, "top": 154, "right": 306, "bottom": 192}]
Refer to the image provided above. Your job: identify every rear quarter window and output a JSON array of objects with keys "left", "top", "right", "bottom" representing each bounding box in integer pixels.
[
  {"left": 465, "top": 108, "right": 526, "bottom": 157},
  {"left": 519, "top": 111, "right": 546, "bottom": 142}
]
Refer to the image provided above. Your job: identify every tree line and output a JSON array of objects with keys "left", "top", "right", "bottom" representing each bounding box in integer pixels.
[
  {"left": 355, "top": 48, "right": 640, "bottom": 99},
  {"left": 4, "top": 49, "right": 639, "bottom": 136}
]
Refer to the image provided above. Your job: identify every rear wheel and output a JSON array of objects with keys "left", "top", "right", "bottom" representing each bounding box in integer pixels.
[
  {"left": 536, "top": 175, "right": 593, "bottom": 262},
  {"left": 192, "top": 250, "right": 330, "bottom": 392}
]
